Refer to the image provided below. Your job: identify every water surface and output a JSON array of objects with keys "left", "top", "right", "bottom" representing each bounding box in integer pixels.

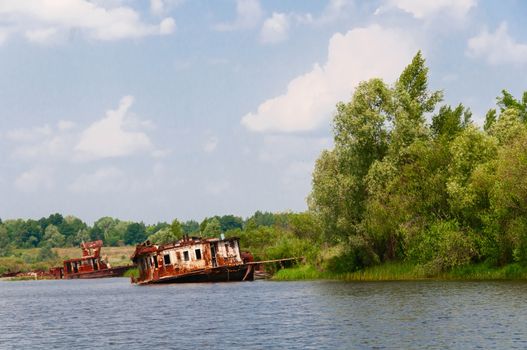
[{"left": 1, "top": 279, "right": 526, "bottom": 349}]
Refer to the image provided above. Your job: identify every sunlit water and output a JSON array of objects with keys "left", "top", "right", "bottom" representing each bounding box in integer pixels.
[{"left": 1, "top": 278, "right": 526, "bottom": 349}]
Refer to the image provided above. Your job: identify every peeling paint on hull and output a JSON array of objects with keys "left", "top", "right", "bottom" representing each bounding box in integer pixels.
[
  {"left": 64, "top": 266, "right": 131, "bottom": 279},
  {"left": 131, "top": 236, "right": 255, "bottom": 285},
  {"left": 138, "top": 265, "right": 254, "bottom": 285}
]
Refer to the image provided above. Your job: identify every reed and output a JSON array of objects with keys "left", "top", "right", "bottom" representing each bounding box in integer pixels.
[{"left": 273, "top": 262, "right": 527, "bottom": 281}]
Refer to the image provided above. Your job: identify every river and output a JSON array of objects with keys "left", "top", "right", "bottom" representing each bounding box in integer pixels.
[{"left": 1, "top": 278, "right": 526, "bottom": 349}]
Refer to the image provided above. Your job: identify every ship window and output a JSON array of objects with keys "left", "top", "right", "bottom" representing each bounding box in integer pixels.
[
  {"left": 153, "top": 256, "right": 159, "bottom": 269},
  {"left": 195, "top": 249, "right": 202, "bottom": 260},
  {"left": 164, "top": 254, "right": 171, "bottom": 265},
  {"left": 225, "top": 244, "right": 229, "bottom": 253},
  {"left": 183, "top": 251, "right": 189, "bottom": 261},
  {"left": 176, "top": 251, "right": 181, "bottom": 261}
]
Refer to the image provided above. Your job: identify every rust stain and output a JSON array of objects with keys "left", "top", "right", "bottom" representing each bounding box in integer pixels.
[{"left": 131, "top": 236, "right": 255, "bottom": 285}]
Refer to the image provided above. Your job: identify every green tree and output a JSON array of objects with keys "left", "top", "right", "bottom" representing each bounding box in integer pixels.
[
  {"left": 202, "top": 218, "right": 221, "bottom": 237},
  {"left": 42, "top": 224, "right": 66, "bottom": 247},
  {"left": 170, "top": 219, "right": 182, "bottom": 238},
  {"left": 124, "top": 222, "right": 147, "bottom": 245},
  {"left": 181, "top": 220, "right": 200, "bottom": 235},
  {"left": 148, "top": 227, "right": 178, "bottom": 245},
  {"left": 0, "top": 224, "right": 11, "bottom": 256}
]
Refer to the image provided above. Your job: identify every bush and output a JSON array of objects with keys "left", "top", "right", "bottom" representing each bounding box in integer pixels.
[
  {"left": 326, "top": 235, "right": 379, "bottom": 273},
  {"left": 407, "top": 220, "right": 477, "bottom": 275}
]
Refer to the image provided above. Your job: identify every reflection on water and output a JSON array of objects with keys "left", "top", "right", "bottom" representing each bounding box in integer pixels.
[{"left": 1, "top": 279, "right": 526, "bottom": 349}]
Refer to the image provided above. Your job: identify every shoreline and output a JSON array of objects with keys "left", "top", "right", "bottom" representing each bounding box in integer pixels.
[{"left": 272, "top": 262, "right": 527, "bottom": 282}]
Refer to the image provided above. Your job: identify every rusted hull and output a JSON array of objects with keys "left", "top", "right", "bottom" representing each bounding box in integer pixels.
[
  {"left": 64, "top": 265, "right": 131, "bottom": 279},
  {"left": 137, "top": 264, "right": 254, "bottom": 285}
]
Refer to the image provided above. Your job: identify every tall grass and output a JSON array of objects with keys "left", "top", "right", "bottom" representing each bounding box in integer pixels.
[{"left": 273, "top": 262, "right": 527, "bottom": 281}]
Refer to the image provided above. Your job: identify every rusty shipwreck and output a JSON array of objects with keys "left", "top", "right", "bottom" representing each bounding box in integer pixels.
[
  {"left": 50, "top": 240, "right": 131, "bottom": 279},
  {"left": 130, "top": 236, "right": 255, "bottom": 284}
]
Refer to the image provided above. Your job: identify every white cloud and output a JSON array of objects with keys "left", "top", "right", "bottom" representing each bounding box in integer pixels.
[
  {"left": 0, "top": 0, "right": 175, "bottom": 44},
  {"left": 57, "top": 120, "right": 76, "bottom": 131},
  {"left": 7, "top": 122, "right": 73, "bottom": 159},
  {"left": 150, "top": 0, "right": 165, "bottom": 15},
  {"left": 159, "top": 17, "right": 176, "bottom": 35},
  {"left": 467, "top": 22, "right": 527, "bottom": 65},
  {"left": 381, "top": 0, "right": 476, "bottom": 19},
  {"left": 318, "top": 0, "right": 354, "bottom": 24},
  {"left": 203, "top": 135, "right": 219, "bottom": 153},
  {"left": 68, "top": 167, "right": 127, "bottom": 194},
  {"left": 242, "top": 24, "right": 417, "bottom": 133},
  {"left": 6, "top": 96, "right": 160, "bottom": 162},
  {"left": 150, "top": 0, "right": 184, "bottom": 16},
  {"left": 214, "top": 0, "right": 262, "bottom": 31},
  {"left": 25, "top": 27, "right": 60, "bottom": 44},
  {"left": 260, "top": 12, "right": 289, "bottom": 44},
  {"left": 15, "top": 166, "right": 54, "bottom": 192},
  {"left": 75, "top": 96, "right": 153, "bottom": 160}
]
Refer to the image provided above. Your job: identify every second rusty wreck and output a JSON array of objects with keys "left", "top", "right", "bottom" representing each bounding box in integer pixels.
[{"left": 130, "top": 236, "right": 255, "bottom": 284}]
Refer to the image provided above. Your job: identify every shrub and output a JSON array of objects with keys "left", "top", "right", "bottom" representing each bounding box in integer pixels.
[{"left": 326, "top": 235, "right": 379, "bottom": 273}]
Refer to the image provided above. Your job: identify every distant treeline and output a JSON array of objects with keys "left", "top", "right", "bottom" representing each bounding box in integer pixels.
[
  {"left": 309, "top": 51, "right": 527, "bottom": 275},
  {"left": 0, "top": 211, "right": 321, "bottom": 263}
]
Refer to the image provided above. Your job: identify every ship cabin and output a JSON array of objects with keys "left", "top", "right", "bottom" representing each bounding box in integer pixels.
[
  {"left": 62, "top": 240, "right": 110, "bottom": 278},
  {"left": 131, "top": 236, "right": 248, "bottom": 284}
]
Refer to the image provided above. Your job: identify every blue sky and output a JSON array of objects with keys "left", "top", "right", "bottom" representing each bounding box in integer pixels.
[{"left": 0, "top": 0, "right": 526, "bottom": 223}]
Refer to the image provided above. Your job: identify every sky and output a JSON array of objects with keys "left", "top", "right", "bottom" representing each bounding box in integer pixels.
[{"left": 0, "top": 0, "right": 526, "bottom": 224}]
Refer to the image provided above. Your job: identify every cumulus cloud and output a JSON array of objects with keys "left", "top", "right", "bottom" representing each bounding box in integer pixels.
[
  {"left": 258, "top": 0, "right": 353, "bottom": 44},
  {"left": 0, "top": 0, "right": 176, "bottom": 44},
  {"left": 150, "top": 0, "right": 184, "bottom": 16},
  {"left": 242, "top": 24, "right": 417, "bottom": 133},
  {"left": 150, "top": 0, "right": 165, "bottom": 15},
  {"left": 467, "top": 22, "right": 527, "bottom": 65},
  {"left": 260, "top": 13, "right": 289, "bottom": 44},
  {"left": 75, "top": 96, "right": 153, "bottom": 160},
  {"left": 214, "top": 0, "right": 262, "bottom": 31},
  {"left": 15, "top": 166, "right": 54, "bottom": 193},
  {"left": 6, "top": 96, "right": 159, "bottom": 162},
  {"left": 6, "top": 121, "right": 74, "bottom": 160},
  {"left": 379, "top": 0, "right": 477, "bottom": 19}
]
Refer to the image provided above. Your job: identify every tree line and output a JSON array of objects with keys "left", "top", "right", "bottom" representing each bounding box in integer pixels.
[
  {"left": 310, "top": 51, "right": 527, "bottom": 275},
  {"left": 0, "top": 211, "right": 320, "bottom": 262}
]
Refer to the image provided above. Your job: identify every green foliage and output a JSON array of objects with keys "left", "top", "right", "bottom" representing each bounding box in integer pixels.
[
  {"left": 181, "top": 220, "right": 199, "bottom": 234},
  {"left": 123, "top": 267, "right": 139, "bottom": 278},
  {"left": 37, "top": 244, "right": 59, "bottom": 261},
  {"left": 326, "top": 235, "right": 379, "bottom": 273},
  {"left": 309, "top": 51, "right": 527, "bottom": 276},
  {"left": 202, "top": 217, "right": 221, "bottom": 237},
  {"left": 148, "top": 227, "right": 178, "bottom": 245},
  {"left": 170, "top": 219, "right": 182, "bottom": 239},
  {"left": 42, "top": 224, "right": 65, "bottom": 247},
  {"left": 124, "top": 222, "right": 147, "bottom": 245}
]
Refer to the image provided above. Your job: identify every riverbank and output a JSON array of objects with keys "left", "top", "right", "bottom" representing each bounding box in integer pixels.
[
  {"left": 0, "top": 246, "right": 134, "bottom": 276},
  {"left": 272, "top": 262, "right": 527, "bottom": 281}
]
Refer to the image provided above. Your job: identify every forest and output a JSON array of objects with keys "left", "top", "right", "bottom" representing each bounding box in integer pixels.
[{"left": 2, "top": 52, "right": 527, "bottom": 279}]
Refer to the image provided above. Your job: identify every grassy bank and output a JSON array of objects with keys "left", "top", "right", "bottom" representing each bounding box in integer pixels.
[{"left": 272, "top": 262, "right": 527, "bottom": 281}]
